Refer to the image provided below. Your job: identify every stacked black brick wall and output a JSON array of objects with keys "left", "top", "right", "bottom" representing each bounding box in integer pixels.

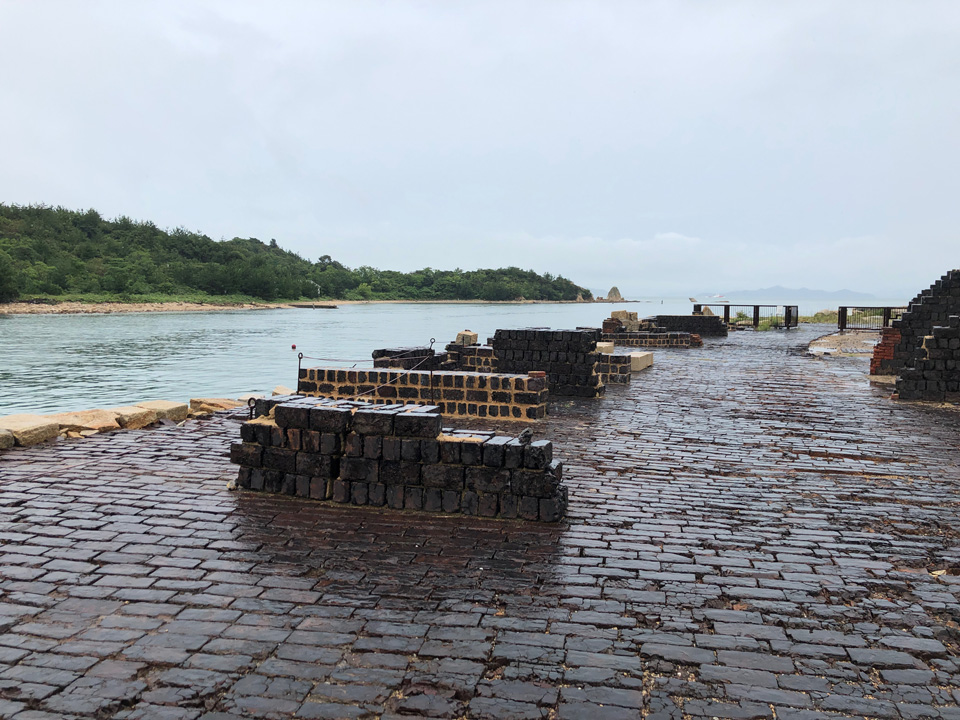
[
  {"left": 444, "top": 344, "right": 498, "bottom": 373},
  {"left": 888, "top": 269, "right": 960, "bottom": 377},
  {"left": 598, "top": 354, "right": 632, "bottom": 384},
  {"left": 896, "top": 316, "right": 960, "bottom": 402},
  {"left": 652, "top": 315, "right": 728, "bottom": 337},
  {"left": 231, "top": 397, "right": 567, "bottom": 522},
  {"left": 297, "top": 367, "right": 548, "bottom": 420},
  {"left": 492, "top": 329, "right": 604, "bottom": 398}
]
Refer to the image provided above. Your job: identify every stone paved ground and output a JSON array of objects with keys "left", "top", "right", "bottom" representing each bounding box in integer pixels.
[{"left": 1, "top": 325, "right": 959, "bottom": 720}]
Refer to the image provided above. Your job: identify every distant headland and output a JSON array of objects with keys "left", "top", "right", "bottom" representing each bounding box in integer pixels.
[{"left": 0, "top": 204, "right": 592, "bottom": 306}]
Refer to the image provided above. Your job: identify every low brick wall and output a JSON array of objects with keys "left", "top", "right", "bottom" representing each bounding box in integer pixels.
[
  {"left": 652, "top": 315, "right": 728, "bottom": 337},
  {"left": 870, "top": 328, "right": 901, "bottom": 375},
  {"left": 231, "top": 398, "right": 567, "bottom": 522},
  {"left": 598, "top": 354, "right": 632, "bottom": 384},
  {"left": 297, "top": 367, "right": 548, "bottom": 420},
  {"left": 603, "top": 332, "right": 703, "bottom": 348},
  {"left": 493, "top": 329, "right": 604, "bottom": 398},
  {"left": 896, "top": 317, "right": 960, "bottom": 401}
]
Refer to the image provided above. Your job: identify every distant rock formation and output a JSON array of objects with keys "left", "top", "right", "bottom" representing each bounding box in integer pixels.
[{"left": 607, "top": 286, "right": 624, "bottom": 302}]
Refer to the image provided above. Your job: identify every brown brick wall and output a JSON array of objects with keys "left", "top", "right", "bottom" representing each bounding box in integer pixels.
[
  {"left": 602, "top": 332, "right": 703, "bottom": 348},
  {"left": 870, "top": 327, "right": 901, "bottom": 375},
  {"left": 297, "top": 367, "right": 548, "bottom": 421}
]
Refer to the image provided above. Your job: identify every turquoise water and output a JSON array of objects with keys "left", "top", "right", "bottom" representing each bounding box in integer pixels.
[{"left": 0, "top": 297, "right": 904, "bottom": 415}]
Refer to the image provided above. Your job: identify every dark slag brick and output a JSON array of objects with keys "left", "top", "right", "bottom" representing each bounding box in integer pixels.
[
  {"left": 310, "top": 407, "right": 352, "bottom": 433},
  {"left": 263, "top": 447, "right": 297, "bottom": 474},
  {"left": 275, "top": 403, "right": 310, "bottom": 429},
  {"left": 394, "top": 412, "right": 442, "bottom": 438},
  {"left": 422, "top": 464, "right": 464, "bottom": 490},
  {"left": 230, "top": 443, "right": 262, "bottom": 468},
  {"left": 465, "top": 467, "right": 511, "bottom": 494},
  {"left": 319, "top": 433, "right": 343, "bottom": 455},
  {"left": 352, "top": 409, "right": 395, "bottom": 436}
]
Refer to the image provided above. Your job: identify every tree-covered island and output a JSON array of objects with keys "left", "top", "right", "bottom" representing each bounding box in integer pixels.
[{"left": 0, "top": 204, "right": 592, "bottom": 304}]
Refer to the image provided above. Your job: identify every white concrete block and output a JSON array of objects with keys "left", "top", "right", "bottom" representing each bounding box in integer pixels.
[{"left": 629, "top": 352, "right": 653, "bottom": 371}]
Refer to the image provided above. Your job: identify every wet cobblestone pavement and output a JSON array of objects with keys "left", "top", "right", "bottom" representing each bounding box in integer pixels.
[{"left": 2, "top": 325, "right": 959, "bottom": 719}]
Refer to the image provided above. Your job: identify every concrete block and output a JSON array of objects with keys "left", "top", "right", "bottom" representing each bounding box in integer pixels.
[
  {"left": 0, "top": 414, "right": 60, "bottom": 446},
  {"left": 136, "top": 400, "right": 189, "bottom": 422},
  {"left": 0, "top": 428, "right": 14, "bottom": 450},
  {"left": 596, "top": 341, "right": 615, "bottom": 355},
  {"left": 629, "top": 352, "right": 654, "bottom": 371},
  {"left": 455, "top": 330, "right": 479, "bottom": 345}
]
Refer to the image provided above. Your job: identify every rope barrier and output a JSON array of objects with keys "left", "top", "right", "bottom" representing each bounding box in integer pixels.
[{"left": 296, "top": 338, "right": 440, "bottom": 404}]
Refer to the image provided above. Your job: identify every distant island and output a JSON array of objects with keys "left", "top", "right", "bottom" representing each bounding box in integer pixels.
[
  {"left": 709, "top": 286, "right": 877, "bottom": 301},
  {"left": 0, "top": 204, "right": 592, "bottom": 304}
]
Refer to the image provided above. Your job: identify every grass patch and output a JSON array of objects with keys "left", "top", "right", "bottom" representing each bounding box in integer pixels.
[{"left": 799, "top": 310, "right": 839, "bottom": 324}]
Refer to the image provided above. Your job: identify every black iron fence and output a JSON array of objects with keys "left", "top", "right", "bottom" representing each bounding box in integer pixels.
[
  {"left": 837, "top": 306, "right": 906, "bottom": 331},
  {"left": 693, "top": 304, "right": 799, "bottom": 329}
]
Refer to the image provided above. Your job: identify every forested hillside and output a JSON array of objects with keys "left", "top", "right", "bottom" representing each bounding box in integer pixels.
[{"left": 0, "top": 205, "right": 592, "bottom": 303}]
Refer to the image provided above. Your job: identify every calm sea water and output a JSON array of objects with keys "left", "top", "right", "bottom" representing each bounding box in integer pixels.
[{"left": 0, "top": 297, "right": 905, "bottom": 416}]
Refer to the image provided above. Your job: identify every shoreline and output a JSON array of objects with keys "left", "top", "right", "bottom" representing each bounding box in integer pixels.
[{"left": 0, "top": 298, "right": 630, "bottom": 316}]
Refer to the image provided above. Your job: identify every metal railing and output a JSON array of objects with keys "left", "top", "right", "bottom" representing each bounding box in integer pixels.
[
  {"left": 837, "top": 306, "right": 906, "bottom": 331},
  {"left": 693, "top": 304, "right": 798, "bottom": 329}
]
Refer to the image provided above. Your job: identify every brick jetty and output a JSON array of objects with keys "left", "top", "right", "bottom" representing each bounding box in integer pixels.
[{"left": 1, "top": 326, "right": 959, "bottom": 718}]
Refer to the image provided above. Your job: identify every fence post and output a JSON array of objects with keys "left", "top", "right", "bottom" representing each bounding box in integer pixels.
[
  {"left": 723, "top": 305, "right": 730, "bottom": 324},
  {"left": 693, "top": 304, "right": 702, "bottom": 314},
  {"left": 838, "top": 307, "right": 847, "bottom": 331},
  {"left": 784, "top": 306, "right": 793, "bottom": 329},
  {"left": 753, "top": 305, "right": 760, "bottom": 329},
  {"left": 883, "top": 307, "right": 891, "bottom": 327}
]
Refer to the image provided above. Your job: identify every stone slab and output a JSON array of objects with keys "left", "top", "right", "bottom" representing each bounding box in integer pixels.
[
  {"left": 46, "top": 409, "right": 121, "bottom": 434},
  {"left": 190, "top": 398, "right": 246, "bottom": 416},
  {"left": 0, "top": 428, "right": 13, "bottom": 450},
  {"left": 135, "top": 400, "right": 189, "bottom": 423},
  {"left": 455, "top": 330, "right": 480, "bottom": 345},
  {"left": 596, "top": 341, "right": 615, "bottom": 355},
  {"left": 0, "top": 414, "right": 60, "bottom": 446},
  {"left": 629, "top": 352, "right": 654, "bottom": 371},
  {"left": 110, "top": 405, "right": 159, "bottom": 430}
]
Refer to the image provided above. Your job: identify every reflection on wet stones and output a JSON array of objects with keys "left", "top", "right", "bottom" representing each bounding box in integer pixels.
[{"left": 0, "top": 325, "right": 959, "bottom": 717}]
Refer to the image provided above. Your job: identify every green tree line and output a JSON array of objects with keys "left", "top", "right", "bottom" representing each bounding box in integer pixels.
[{"left": 0, "top": 204, "right": 592, "bottom": 303}]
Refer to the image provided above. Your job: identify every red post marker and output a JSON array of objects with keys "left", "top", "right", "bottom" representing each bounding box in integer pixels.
[{"left": 291, "top": 344, "right": 297, "bottom": 350}]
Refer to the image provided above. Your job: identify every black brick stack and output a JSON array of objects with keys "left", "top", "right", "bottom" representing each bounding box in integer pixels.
[
  {"left": 492, "top": 328, "right": 604, "bottom": 398},
  {"left": 896, "top": 316, "right": 960, "bottom": 401},
  {"left": 888, "top": 269, "right": 960, "bottom": 377},
  {"left": 231, "top": 397, "right": 567, "bottom": 522}
]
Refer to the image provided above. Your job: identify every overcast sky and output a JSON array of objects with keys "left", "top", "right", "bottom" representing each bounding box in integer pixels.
[{"left": 1, "top": 1, "right": 957, "bottom": 297}]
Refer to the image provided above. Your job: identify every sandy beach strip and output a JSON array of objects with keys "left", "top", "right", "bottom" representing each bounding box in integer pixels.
[{"left": 0, "top": 298, "right": 609, "bottom": 315}]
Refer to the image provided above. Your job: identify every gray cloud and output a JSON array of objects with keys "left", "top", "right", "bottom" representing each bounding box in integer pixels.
[{"left": 1, "top": 0, "right": 958, "bottom": 297}]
